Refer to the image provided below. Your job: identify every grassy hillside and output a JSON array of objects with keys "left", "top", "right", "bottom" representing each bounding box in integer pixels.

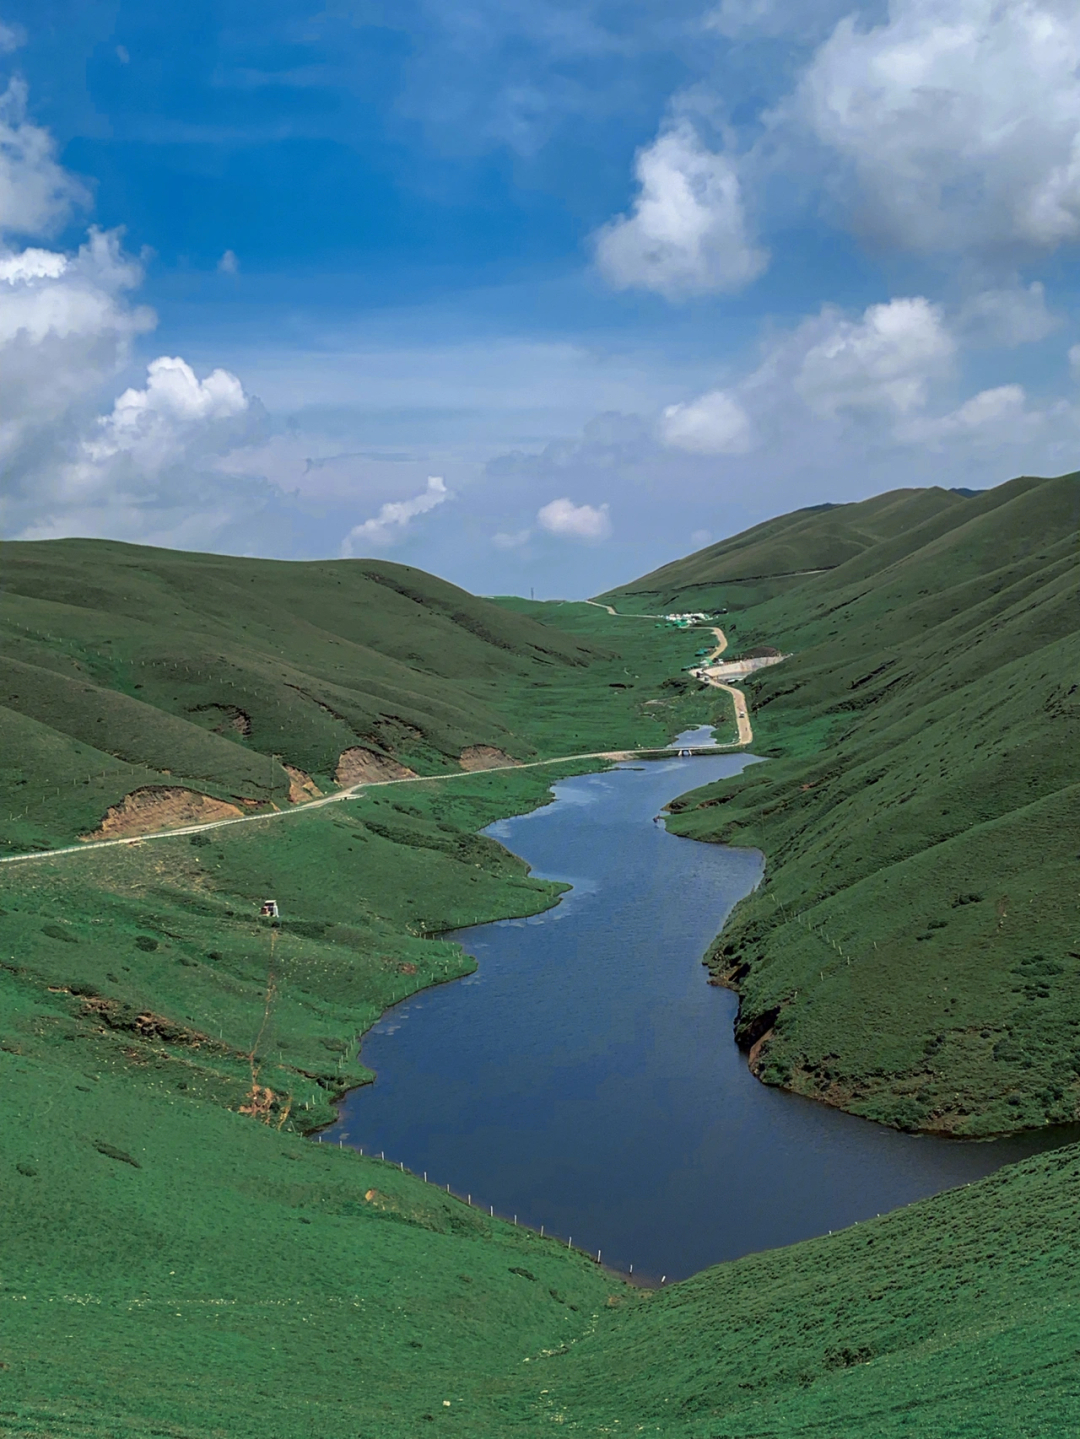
[
  {"left": 612, "top": 472, "right": 1080, "bottom": 1135},
  {"left": 0, "top": 769, "right": 621, "bottom": 1438},
  {"left": 614, "top": 485, "right": 973, "bottom": 608},
  {"left": 0, "top": 540, "right": 727, "bottom": 855},
  {"left": 5, "top": 503, "right": 1080, "bottom": 1437},
  {"left": 5, "top": 764, "right": 1080, "bottom": 1437}
]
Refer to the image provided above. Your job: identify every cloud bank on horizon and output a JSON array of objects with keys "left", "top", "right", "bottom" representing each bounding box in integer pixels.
[{"left": 2, "top": 0, "right": 1080, "bottom": 594}]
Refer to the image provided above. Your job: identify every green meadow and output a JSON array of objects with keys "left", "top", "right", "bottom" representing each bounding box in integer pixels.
[
  {"left": 624, "top": 473, "right": 1080, "bottom": 1137},
  {"left": 3, "top": 473, "right": 1080, "bottom": 1435}
]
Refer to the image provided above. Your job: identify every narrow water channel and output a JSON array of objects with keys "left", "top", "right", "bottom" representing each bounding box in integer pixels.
[{"left": 327, "top": 744, "right": 1076, "bottom": 1281}]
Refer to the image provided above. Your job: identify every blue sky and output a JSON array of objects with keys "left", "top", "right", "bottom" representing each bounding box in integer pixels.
[{"left": 3, "top": 0, "right": 1080, "bottom": 595}]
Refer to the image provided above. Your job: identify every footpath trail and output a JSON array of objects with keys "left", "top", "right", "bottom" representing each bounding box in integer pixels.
[{"left": 0, "top": 605, "right": 779, "bottom": 869}]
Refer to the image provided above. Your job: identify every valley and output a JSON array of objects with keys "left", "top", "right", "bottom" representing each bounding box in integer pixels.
[{"left": 1, "top": 471, "right": 1078, "bottom": 1437}]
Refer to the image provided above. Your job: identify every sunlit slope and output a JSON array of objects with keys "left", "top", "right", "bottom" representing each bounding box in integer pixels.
[
  {"left": 654, "top": 471, "right": 1080, "bottom": 1134},
  {"left": 0, "top": 766, "right": 619, "bottom": 1438},
  {"left": 0, "top": 539, "right": 603, "bottom": 851},
  {"left": 609, "top": 484, "right": 975, "bottom": 606},
  {"left": 524, "top": 1140, "right": 1080, "bottom": 1437},
  {"left": 5, "top": 764, "right": 1080, "bottom": 1437}
]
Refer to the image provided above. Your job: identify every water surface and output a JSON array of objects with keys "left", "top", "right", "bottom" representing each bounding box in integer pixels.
[{"left": 327, "top": 746, "right": 1076, "bottom": 1280}]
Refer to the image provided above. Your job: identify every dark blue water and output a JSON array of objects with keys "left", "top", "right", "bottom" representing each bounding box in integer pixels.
[{"left": 326, "top": 748, "right": 1076, "bottom": 1281}]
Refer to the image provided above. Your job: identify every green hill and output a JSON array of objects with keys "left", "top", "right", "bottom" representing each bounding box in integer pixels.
[
  {"left": 0, "top": 539, "right": 723, "bottom": 854},
  {"left": 617, "top": 472, "right": 1080, "bottom": 1135},
  {"left": 613, "top": 485, "right": 976, "bottom": 607},
  {"left": 4, "top": 494, "right": 1080, "bottom": 1438}
]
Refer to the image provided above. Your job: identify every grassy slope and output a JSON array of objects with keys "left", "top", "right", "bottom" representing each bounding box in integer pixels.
[
  {"left": 5, "top": 517, "right": 1080, "bottom": 1436},
  {"left": 0, "top": 554, "right": 737, "bottom": 1435},
  {"left": 0, "top": 768, "right": 626, "bottom": 1438},
  {"left": 609, "top": 472, "right": 1080, "bottom": 1136},
  {"left": 0, "top": 541, "right": 733, "bottom": 854}
]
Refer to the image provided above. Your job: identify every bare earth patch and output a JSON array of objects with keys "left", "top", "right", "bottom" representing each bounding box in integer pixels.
[
  {"left": 459, "top": 745, "right": 521, "bottom": 771},
  {"left": 82, "top": 786, "right": 245, "bottom": 840},
  {"left": 284, "top": 764, "right": 323, "bottom": 803},
  {"left": 335, "top": 747, "right": 418, "bottom": 786}
]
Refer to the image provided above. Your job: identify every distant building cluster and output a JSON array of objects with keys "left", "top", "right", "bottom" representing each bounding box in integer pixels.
[{"left": 662, "top": 612, "right": 714, "bottom": 627}]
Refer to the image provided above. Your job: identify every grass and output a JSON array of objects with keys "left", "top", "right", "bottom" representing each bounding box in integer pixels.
[
  {"left": 0, "top": 542, "right": 734, "bottom": 854},
  {"left": 4, "top": 481, "right": 1080, "bottom": 1436},
  {"left": 620, "top": 472, "right": 1080, "bottom": 1135}
]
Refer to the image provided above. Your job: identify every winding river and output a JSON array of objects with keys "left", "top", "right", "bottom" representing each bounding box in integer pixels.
[{"left": 326, "top": 739, "right": 1076, "bottom": 1281}]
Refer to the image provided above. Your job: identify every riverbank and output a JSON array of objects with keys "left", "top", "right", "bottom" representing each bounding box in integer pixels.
[
  {"left": 327, "top": 755, "right": 1077, "bottom": 1284},
  {"left": 5, "top": 748, "right": 1080, "bottom": 1435},
  {"left": 599, "top": 474, "right": 1080, "bottom": 1138}
]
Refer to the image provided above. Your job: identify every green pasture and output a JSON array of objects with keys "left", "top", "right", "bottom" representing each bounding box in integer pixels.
[
  {"left": 646, "top": 473, "right": 1080, "bottom": 1134},
  {"left": 3, "top": 473, "right": 1080, "bottom": 1435}
]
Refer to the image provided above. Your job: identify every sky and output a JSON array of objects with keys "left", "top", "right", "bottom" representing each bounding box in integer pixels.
[{"left": 3, "top": 0, "right": 1080, "bottom": 596}]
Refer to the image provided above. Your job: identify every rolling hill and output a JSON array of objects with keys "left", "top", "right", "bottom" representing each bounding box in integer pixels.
[
  {"left": 1, "top": 538, "right": 706, "bottom": 854},
  {"left": 3, "top": 483, "right": 1080, "bottom": 1437},
  {"left": 613, "top": 472, "right": 1080, "bottom": 1135}
]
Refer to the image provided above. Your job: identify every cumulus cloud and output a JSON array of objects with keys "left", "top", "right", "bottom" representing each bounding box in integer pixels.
[
  {"left": 59, "top": 356, "right": 255, "bottom": 498},
  {"left": 218, "top": 249, "right": 239, "bottom": 275},
  {"left": 895, "top": 383, "right": 1049, "bottom": 448},
  {"left": 16, "top": 354, "right": 267, "bottom": 543},
  {"left": 536, "top": 496, "right": 612, "bottom": 540},
  {"left": 659, "top": 292, "right": 1080, "bottom": 474},
  {"left": 594, "top": 121, "right": 767, "bottom": 299},
  {"left": 342, "top": 475, "right": 450, "bottom": 553},
  {"left": 793, "top": 297, "right": 954, "bottom": 417},
  {"left": 954, "top": 281, "right": 1060, "bottom": 347},
  {"left": 0, "top": 72, "right": 277, "bottom": 550},
  {"left": 661, "top": 295, "right": 957, "bottom": 454},
  {"left": 793, "top": 0, "right": 1080, "bottom": 254},
  {"left": 660, "top": 387, "right": 753, "bottom": 453},
  {"left": 0, "top": 78, "right": 90, "bottom": 239},
  {"left": 0, "top": 228, "right": 154, "bottom": 477}
]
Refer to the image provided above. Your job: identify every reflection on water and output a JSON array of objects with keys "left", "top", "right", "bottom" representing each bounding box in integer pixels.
[{"left": 326, "top": 750, "right": 1078, "bottom": 1281}]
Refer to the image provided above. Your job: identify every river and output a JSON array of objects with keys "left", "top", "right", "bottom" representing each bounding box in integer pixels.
[{"left": 325, "top": 739, "right": 1077, "bottom": 1281}]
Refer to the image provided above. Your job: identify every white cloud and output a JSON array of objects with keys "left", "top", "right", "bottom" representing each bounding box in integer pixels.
[
  {"left": 218, "top": 249, "right": 239, "bottom": 274},
  {"left": 0, "top": 20, "right": 25, "bottom": 53},
  {"left": 690, "top": 527, "right": 713, "bottom": 547},
  {"left": 594, "top": 121, "right": 768, "bottom": 299},
  {"left": 63, "top": 356, "right": 252, "bottom": 491},
  {"left": 793, "top": 297, "right": 954, "bottom": 417},
  {"left": 656, "top": 293, "right": 1080, "bottom": 485},
  {"left": 536, "top": 495, "right": 612, "bottom": 540},
  {"left": 0, "top": 79, "right": 90, "bottom": 239},
  {"left": 660, "top": 295, "right": 958, "bottom": 454},
  {"left": 660, "top": 387, "right": 753, "bottom": 453},
  {"left": 793, "top": 0, "right": 1080, "bottom": 253},
  {"left": 0, "top": 228, "right": 155, "bottom": 475},
  {"left": 954, "top": 281, "right": 1059, "bottom": 347},
  {"left": 342, "top": 475, "right": 450, "bottom": 553},
  {"left": 492, "top": 527, "right": 532, "bottom": 549},
  {"left": 896, "top": 382, "right": 1049, "bottom": 447},
  {"left": 0, "top": 73, "right": 278, "bottom": 550}
]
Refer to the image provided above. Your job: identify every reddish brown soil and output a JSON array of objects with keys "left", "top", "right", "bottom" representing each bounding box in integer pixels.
[
  {"left": 283, "top": 764, "right": 323, "bottom": 803},
  {"left": 82, "top": 786, "right": 245, "bottom": 840},
  {"left": 335, "top": 748, "right": 419, "bottom": 787},
  {"left": 458, "top": 745, "right": 521, "bottom": 772}
]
